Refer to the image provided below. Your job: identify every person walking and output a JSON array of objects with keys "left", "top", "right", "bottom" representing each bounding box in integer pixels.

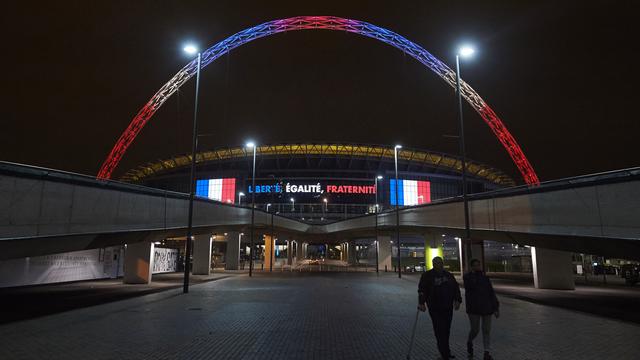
[
  {"left": 463, "top": 258, "right": 499, "bottom": 360},
  {"left": 418, "top": 256, "right": 462, "bottom": 359}
]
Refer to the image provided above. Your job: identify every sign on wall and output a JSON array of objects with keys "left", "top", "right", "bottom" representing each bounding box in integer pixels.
[
  {"left": 0, "top": 247, "right": 123, "bottom": 288},
  {"left": 152, "top": 247, "right": 179, "bottom": 274}
]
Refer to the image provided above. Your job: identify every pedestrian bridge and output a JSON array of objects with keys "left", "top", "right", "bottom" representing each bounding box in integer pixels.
[{"left": 1, "top": 161, "right": 639, "bottom": 261}]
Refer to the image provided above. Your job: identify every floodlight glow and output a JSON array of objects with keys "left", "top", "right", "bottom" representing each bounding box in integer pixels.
[
  {"left": 183, "top": 44, "right": 198, "bottom": 54},
  {"left": 377, "top": 175, "right": 383, "bottom": 179},
  {"left": 246, "top": 141, "right": 255, "bottom": 148},
  {"left": 459, "top": 45, "right": 475, "bottom": 58}
]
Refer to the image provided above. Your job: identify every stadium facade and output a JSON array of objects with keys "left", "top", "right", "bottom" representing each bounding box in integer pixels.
[{"left": 121, "top": 143, "right": 515, "bottom": 224}]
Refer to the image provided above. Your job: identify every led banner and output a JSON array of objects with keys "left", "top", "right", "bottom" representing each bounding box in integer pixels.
[
  {"left": 196, "top": 178, "right": 236, "bottom": 203},
  {"left": 390, "top": 179, "right": 431, "bottom": 206},
  {"left": 248, "top": 182, "right": 377, "bottom": 195}
]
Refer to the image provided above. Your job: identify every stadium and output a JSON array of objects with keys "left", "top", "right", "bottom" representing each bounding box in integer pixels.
[{"left": 121, "top": 143, "right": 515, "bottom": 224}]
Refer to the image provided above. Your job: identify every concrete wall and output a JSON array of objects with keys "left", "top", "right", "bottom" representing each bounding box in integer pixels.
[{"left": 2, "top": 162, "right": 640, "bottom": 261}]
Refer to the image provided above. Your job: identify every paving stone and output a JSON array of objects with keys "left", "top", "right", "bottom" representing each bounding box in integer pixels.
[{"left": 0, "top": 272, "right": 638, "bottom": 359}]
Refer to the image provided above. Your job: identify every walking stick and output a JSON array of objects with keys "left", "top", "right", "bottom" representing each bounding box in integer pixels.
[{"left": 406, "top": 308, "right": 420, "bottom": 360}]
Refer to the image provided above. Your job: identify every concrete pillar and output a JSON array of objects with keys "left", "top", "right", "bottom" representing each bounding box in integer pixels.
[
  {"left": 348, "top": 242, "right": 357, "bottom": 264},
  {"left": 532, "top": 247, "right": 575, "bottom": 290},
  {"left": 457, "top": 237, "right": 485, "bottom": 274},
  {"left": 225, "top": 232, "right": 241, "bottom": 270},
  {"left": 124, "top": 242, "right": 154, "bottom": 284},
  {"left": 424, "top": 233, "right": 444, "bottom": 271},
  {"left": 301, "top": 242, "right": 307, "bottom": 260},
  {"left": 264, "top": 234, "right": 275, "bottom": 271},
  {"left": 377, "top": 235, "right": 392, "bottom": 271},
  {"left": 192, "top": 234, "right": 212, "bottom": 275},
  {"left": 287, "top": 240, "right": 293, "bottom": 265},
  {"left": 471, "top": 240, "right": 485, "bottom": 271}
]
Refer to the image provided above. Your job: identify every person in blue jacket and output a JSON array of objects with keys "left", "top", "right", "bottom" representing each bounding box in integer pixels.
[
  {"left": 463, "top": 258, "right": 500, "bottom": 360},
  {"left": 418, "top": 256, "right": 462, "bottom": 359}
]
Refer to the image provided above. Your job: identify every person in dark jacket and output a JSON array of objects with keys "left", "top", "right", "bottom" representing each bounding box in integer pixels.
[
  {"left": 463, "top": 258, "right": 499, "bottom": 360},
  {"left": 418, "top": 256, "right": 462, "bottom": 359}
]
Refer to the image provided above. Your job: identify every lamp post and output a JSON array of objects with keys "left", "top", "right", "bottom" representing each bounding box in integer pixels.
[
  {"left": 267, "top": 203, "right": 274, "bottom": 273},
  {"left": 246, "top": 142, "right": 257, "bottom": 277},
  {"left": 374, "top": 175, "right": 382, "bottom": 274},
  {"left": 290, "top": 197, "right": 295, "bottom": 211},
  {"left": 322, "top": 198, "right": 327, "bottom": 219},
  {"left": 182, "top": 44, "right": 201, "bottom": 294},
  {"left": 456, "top": 45, "right": 474, "bottom": 273},
  {"left": 238, "top": 192, "right": 245, "bottom": 206},
  {"left": 394, "top": 145, "right": 402, "bottom": 278}
]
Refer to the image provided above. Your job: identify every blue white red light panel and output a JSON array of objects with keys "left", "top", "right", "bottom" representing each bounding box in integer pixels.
[
  {"left": 390, "top": 180, "right": 431, "bottom": 206},
  {"left": 196, "top": 178, "right": 236, "bottom": 203}
]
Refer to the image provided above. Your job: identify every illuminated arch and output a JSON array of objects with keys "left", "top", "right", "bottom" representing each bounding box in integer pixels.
[{"left": 97, "top": 16, "right": 539, "bottom": 185}]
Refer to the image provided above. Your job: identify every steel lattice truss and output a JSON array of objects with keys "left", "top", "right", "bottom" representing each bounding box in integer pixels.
[{"left": 97, "top": 16, "right": 539, "bottom": 185}]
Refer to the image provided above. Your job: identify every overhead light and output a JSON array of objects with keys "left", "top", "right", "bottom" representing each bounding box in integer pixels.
[
  {"left": 458, "top": 45, "right": 475, "bottom": 58},
  {"left": 183, "top": 44, "right": 198, "bottom": 55}
]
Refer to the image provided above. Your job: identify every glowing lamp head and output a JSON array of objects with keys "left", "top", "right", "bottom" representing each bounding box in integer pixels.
[
  {"left": 290, "top": 198, "right": 295, "bottom": 202},
  {"left": 323, "top": 198, "right": 328, "bottom": 203},
  {"left": 394, "top": 144, "right": 402, "bottom": 149},
  {"left": 183, "top": 44, "right": 198, "bottom": 55},
  {"left": 239, "top": 192, "right": 245, "bottom": 196},
  {"left": 246, "top": 141, "right": 255, "bottom": 148},
  {"left": 377, "top": 175, "right": 383, "bottom": 180},
  {"left": 459, "top": 45, "right": 475, "bottom": 58}
]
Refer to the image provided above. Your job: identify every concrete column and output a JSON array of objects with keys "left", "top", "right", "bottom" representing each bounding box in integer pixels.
[
  {"left": 424, "top": 233, "right": 444, "bottom": 271},
  {"left": 225, "top": 232, "right": 242, "bottom": 270},
  {"left": 377, "top": 235, "right": 392, "bottom": 271},
  {"left": 532, "top": 247, "right": 575, "bottom": 290},
  {"left": 192, "top": 234, "right": 212, "bottom": 275},
  {"left": 348, "top": 242, "right": 357, "bottom": 264},
  {"left": 287, "top": 240, "right": 293, "bottom": 265},
  {"left": 471, "top": 240, "right": 485, "bottom": 271},
  {"left": 264, "top": 235, "right": 275, "bottom": 271},
  {"left": 124, "top": 242, "right": 154, "bottom": 284},
  {"left": 301, "top": 242, "right": 307, "bottom": 260}
]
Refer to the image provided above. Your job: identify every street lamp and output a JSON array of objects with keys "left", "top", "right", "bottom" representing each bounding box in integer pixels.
[
  {"left": 322, "top": 198, "right": 328, "bottom": 218},
  {"left": 246, "top": 141, "right": 257, "bottom": 277},
  {"left": 290, "top": 197, "right": 295, "bottom": 211},
  {"left": 183, "top": 43, "right": 201, "bottom": 294},
  {"left": 266, "top": 203, "right": 272, "bottom": 212},
  {"left": 238, "top": 192, "right": 245, "bottom": 205},
  {"left": 394, "top": 145, "right": 402, "bottom": 278},
  {"left": 374, "top": 175, "right": 383, "bottom": 274},
  {"left": 456, "top": 44, "right": 474, "bottom": 273}
]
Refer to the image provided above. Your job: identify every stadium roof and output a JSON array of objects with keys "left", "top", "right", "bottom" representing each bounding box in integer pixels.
[{"left": 121, "top": 143, "right": 516, "bottom": 186}]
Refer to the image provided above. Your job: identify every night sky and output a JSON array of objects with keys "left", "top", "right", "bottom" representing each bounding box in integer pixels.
[{"left": 2, "top": 1, "right": 638, "bottom": 183}]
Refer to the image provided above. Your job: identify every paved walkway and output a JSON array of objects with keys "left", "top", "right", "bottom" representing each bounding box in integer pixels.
[
  {"left": 0, "top": 272, "right": 234, "bottom": 324},
  {"left": 1, "top": 273, "right": 638, "bottom": 359}
]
